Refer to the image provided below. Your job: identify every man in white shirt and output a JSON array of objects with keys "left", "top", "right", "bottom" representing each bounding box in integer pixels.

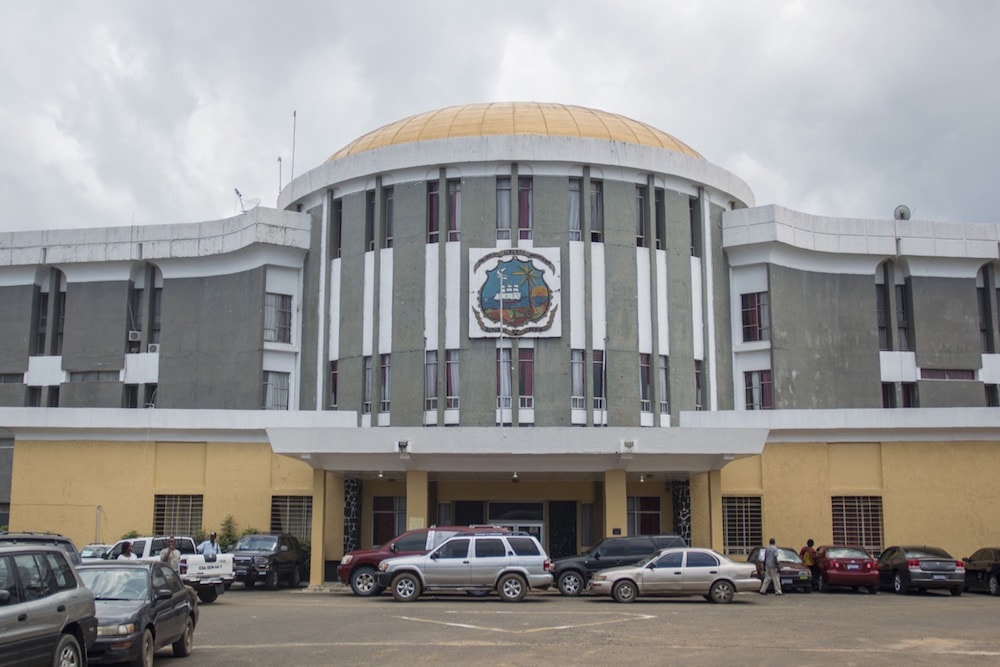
[{"left": 197, "top": 531, "right": 222, "bottom": 557}]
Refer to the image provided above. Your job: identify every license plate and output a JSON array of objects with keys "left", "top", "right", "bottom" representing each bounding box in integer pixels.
[
  {"left": 236, "top": 569, "right": 247, "bottom": 576},
  {"left": 799, "top": 573, "right": 808, "bottom": 579},
  {"left": 847, "top": 564, "right": 858, "bottom": 570},
  {"left": 781, "top": 578, "right": 792, "bottom": 585},
  {"left": 933, "top": 574, "right": 945, "bottom": 580}
]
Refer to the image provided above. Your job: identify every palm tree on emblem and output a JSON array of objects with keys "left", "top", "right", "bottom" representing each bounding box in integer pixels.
[{"left": 512, "top": 262, "right": 545, "bottom": 318}]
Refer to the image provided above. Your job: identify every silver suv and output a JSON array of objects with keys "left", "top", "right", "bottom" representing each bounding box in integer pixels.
[{"left": 377, "top": 533, "right": 553, "bottom": 602}]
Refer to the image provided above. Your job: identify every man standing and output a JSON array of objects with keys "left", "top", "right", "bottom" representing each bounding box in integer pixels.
[
  {"left": 759, "top": 538, "right": 783, "bottom": 596},
  {"left": 799, "top": 538, "right": 819, "bottom": 590},
  {"left": 197, "top": 531, "right": 222, "bottom": 557},
  {"left": 160, "top": 536, "right": 180, "bottom": 572}
]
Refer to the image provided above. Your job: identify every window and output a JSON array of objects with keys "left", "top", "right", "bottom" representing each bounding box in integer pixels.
[
  {"left": 262, "top": 371, "right": 289, "bottom": 410},
  {"left": 380, "top": 354, "right": 391, "bottom": 412},
  {"left": 507, "top": 537, "right": 541, "bottom": 556},
  {"left": 896, "top": 283, "right": 911, "bottom": 351},
  {"left": 447, "top": 179, "right": 461, "bottom": 241},
  {"left": 424, "top": 350, "right": 438, "bottom": 410},
  {"left": 381, "top": 186, "right": 394, "bottom": 249},
  {"left": 979, "top": 286, "right": 993, "bottom": 353},
  {"left": 832, "top": 496, "right": 883, "bottom": 555},
  {"left": 373, "top": 496, "right": 406, "bottom": 547},
  {"left": 496, "top": 177, "right": 511, "bottom": 240},
  {"left": 741, "top": 292, "right": 770, "bottom": 342},
  {"left": 658, "top": 355, "right": 669, "bottom": 414},
  {"left": 0, "top": 373, "right": 22, "bottom": 384},
  {"left": 627, "top": 496, "right": 660, "bottom": 535},
  {"left": 920, "top": 368, "right": 975, "bottom": 381},
  {"left": 331, "top": 197, "right": 343, "bottom": 258},
  {"left": 568, "top": 179, "right": 582, "bottom": 241},
  {"left": 590, "top": 180, "right": 604, "bottom": 242},
  {"left": 722, "top": 496, "right": 762, "bottom": 556},
  {"left": 987, "top": 384, "right": 1000, "bottom": 407},
  {"left": 694, "top": 360, "right": 704, "bottom": 411},
  {"left": 124, "top": 384, "right": 138, "bottom": 409},
  {"left": 437, "top": 538, "right": 470, "bottom": 559},
  {"left": 635, "top": 185, "right": 647, "bottom": 247},
  {"left": 901, "top": 382, "right": 917, "bottom": 407},
  {"left": 271, "top": 495, "right": 312, "bottom": 541},
  {"left": 881, "top": 382, "right": 896, "bottom": 408},
  {"left": 362, "top": 356, "right": 372, "bottom": 414},
  {"left": 686, "top": 551, "right": 719, "bottom": 568},
  {"left": 149, "top": 286, "right": 162, "bottom": 344},
  {"left": 654, "top": 188, "right": 666, "bottom": 250},
  {"left": 129, "top": 287, "right": 143, "bottom": 332},
  {"left": 364, "top": 190, "right": 376, "bottom": 251},
  {"left": 518, "top": 348, "right": 534, "bottom": 409},
  {"left": 876, "top": 282, "right": 889, "bottom": 350},
  {"left": 689, "top": 197, "right": 702, "bottom": 257},
  {"left": 46, "top": 387, "right": 59, "bottom": 407},
  {"left": 592, "top": 350, "right": 606, "bottom": 410},
  {"left": 144, "top": 384, "right": 157, "bottom": 408},
  {"left": 639, "top": 353, "right": 652, "bottom": 412},
  {"left": 475, "top": 538, "right": 506, "bottom": 558},
  {"left": 329, "top": 360, "right": 338, "bottom": 409},
  {"left": 445, "top": 350, "right": 460, "bottom": 409},
  {"left": 744, "top": 370, "right": 773, "bottom": 410},
  {"left": 53, "top": 290, "right": 65, "bottom": 354},
  {"left": 571, "top": 349, "right": 585, "bottom": 409},
  {"left": 34, "top": 292, "right": 48, "bottom": 355},
  {"left": 518, "top": 177, "right": 533, "bottom": 240},
  {"left": 153, "top": 494, "right": 203, "bottom": 536},
  {"left": 427, "top": 181, "right": 440, "bottom": 243},
  {"left": 69, "top": 371, "right": 118, "bottom": 382},
  {"left": 264, "top": 293, "right": 293, "bottom": 343},
  {"left": 27, "top": 386, "right": 41, "bottom": 407},
  {"left": 496, "top": 348, "right": 512, "bottom": 409}
]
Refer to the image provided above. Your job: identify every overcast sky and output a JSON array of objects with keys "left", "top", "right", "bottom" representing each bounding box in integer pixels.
[{"left": 1, "top": 1, "right": 997, "bottom": 233}]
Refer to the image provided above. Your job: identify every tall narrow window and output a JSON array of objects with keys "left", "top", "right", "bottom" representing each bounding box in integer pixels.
[
  {"left": 373, "top": 497, "right": 406, "bottom": 547},
  {"left": 149, "top": 286, "right": 162, "bottom": 344},
  {"left": 568, "top": 178, "right": 582, "bottom": 241},
  {"left": 496, "top": 348, "right": 512, "bottom": 409},
  {"left": 331, "top": 197, "right": 343, "bottom": 258},
  {"left": 34, "top": 292, "right": 48, "bottom": 355},
  {"left": 362, "top": 356, "right": 372, "bottom": 414},
  {"left": 741, "top": 292, "right": 770, "bottom": 342},
  {"left": 496, "top": 177, "right": 511, "bottom": 240},
  {"left": 380, "top": 353, "right": 391, "bottom": 412},
  {"left": 689, "top": 197, "right": 703, "bottom": 257},
  {"left": 744, "top": 370, "right": 773, "bottom": 410},
  {"left": 639, "top": 353, "right": 652, "bottom": 412},
  {"left": 329, "top": 360, "right": 338, "bottom": 409},
  {"left": 979, "top": 286, "right": 993, "bottom": 353},
  {"left": 262, "top": 371, "right": 290, "bottom": 410},
  {"left": 635, "top": 185, "right": 648, "bottom": 247},
  {"left": 694, "top": 360, "right": 704, "bottom": 411},
  {"left": 364, "top": 190, "right": 376, "bottom": 251},
  {"left": 426, "top": 181, "right": 440, "bottom": 244},
  {"left": 986, "top": 384, "right": 1000, "bottom": 407},
  {"left": 424, "top": 350, "right": 438, "bottom": 410},
  {"left": 518, "top": 348, "right": 534, "bottom": 408},
  {"left": 654, "top": 188, "right": 666, "bottom": 250},
  {"left": 658, "top": 355, "right": 670, "bottom": 414},
  {"left": 592, "top": 350, "right": 606, "bottom": 411},
  {"left": 445, "top": 350, "right": 460, "bottom": 409},
  {"left": 875, "top": 282, "right": 889, "bottom": 350},
  {"left": 627, "top": 496, "right": 660, "bottom": 535},
  {"left": 52, "top": 289, "right": 65, "bottom": 355},
  {"left": 47, "top": 386, "right": 60, "bottom": 407},
  {"left": 124, "top": 385, "right": 139, "bottom": 409},
  {"left": 901, "top": 382, "right": 917, "bottom": 407},
  {"left": 590, "top": 180, "right": 604, "bottom": 242},
  {"left": 264, "top": 293, "right": 292, "bottom": 343},
  {"left": 571, "top": 349, "right": 585, "bottom": 409},
  {"left": 881, "top": 382, "right": 896, "bottom": 408},
  {"left": 896, "top": 283, "right": 911, "bottom": 351},
  {"left": 381, "top": 186, "right": 394, "bottom": 249},
  {"left": 144, "top": 384, "right": 157, "bottom": 408},
  {"left": 447, "top": 179, "right": 461, "bottom": 241},
  {"left": 518, "top": 177, "right": 533, "bottom": 240},
  {"left": 722, "top": 496, "right": 762, "bottom": 556},
  {"left": 129, "top": 287, "right": 144, "bottom": 333}
]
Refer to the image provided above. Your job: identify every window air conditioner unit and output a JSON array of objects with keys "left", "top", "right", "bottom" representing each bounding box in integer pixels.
[
  {"left": 147, "top": 343, "right": 160, "bottom": 353},
  {"left": 128, "top": 330, "right": 141, "bottom": 342}
]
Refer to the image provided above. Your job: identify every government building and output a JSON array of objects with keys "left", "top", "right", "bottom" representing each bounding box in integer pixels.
[{"left": 2, "top": 102, "right": 999, "bottom": 581}]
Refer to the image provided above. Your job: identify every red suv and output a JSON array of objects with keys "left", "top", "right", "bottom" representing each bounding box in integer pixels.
[{"left": 338, "top": 525, "right": 508, "bottom": 596}]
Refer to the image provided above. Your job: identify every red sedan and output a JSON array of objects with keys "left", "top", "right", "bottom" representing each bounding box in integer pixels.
[{"left": 815, "top": 545, "right": 879, "bottom": 593}]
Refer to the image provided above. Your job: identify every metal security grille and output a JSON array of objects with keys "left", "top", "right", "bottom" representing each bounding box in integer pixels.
[
  {"left": 722, "top": 496, "right": 761, "bottom": 556},
  {"left": 832, "top": 496, "right": 884, "bottom": 555},
  {"left": 270, "top": 495, "right": 312, "bottom": 541},
  {"left": 153, "top": 495, "right": 203, "bottom": 536}
]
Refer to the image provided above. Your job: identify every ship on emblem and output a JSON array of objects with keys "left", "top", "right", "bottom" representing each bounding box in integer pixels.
[{"left": 480, "top": 258, "right": 552, "bottom": 330}]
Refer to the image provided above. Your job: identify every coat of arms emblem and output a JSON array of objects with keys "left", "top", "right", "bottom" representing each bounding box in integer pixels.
[{"left": 470, "top": 249, "right": 561, "bottom": 338}]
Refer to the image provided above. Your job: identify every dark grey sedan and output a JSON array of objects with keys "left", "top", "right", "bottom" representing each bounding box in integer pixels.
[{"left": 877, "top": 545, "right": 965, "bottom": 596}]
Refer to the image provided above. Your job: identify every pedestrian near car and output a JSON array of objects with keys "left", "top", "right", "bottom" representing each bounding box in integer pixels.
[
  {"left": 117, "top": 541, "right": 138, "bottom": 560},
  {"left": 759, "top": 538, "right": 782, "bottom": 595},
  {"left": 799, "top": 539, "right": 819, "bottom": 589},
  {"left": 197, "top": 531, "right": 222, "bottom": 557},
  {"left": 161, "top": 536, "right": 180, "bottom": 571}
]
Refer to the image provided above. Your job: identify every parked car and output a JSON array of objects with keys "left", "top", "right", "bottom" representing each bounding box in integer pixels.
[
  {"left": 0, "top": 544, "right": 98, "bottom": 665},
  {"left": 231, "top": 533, "right": 308, "bottom": 589},
  {"left": 877, "top": 545, "right": 965, "bottom": 595},
  {"left": 377, "top": 532, "right": 553, "bottom": 602},
  {"left": 551, "top": 534, "right": 687, "bottom": 596},
  {"left": 962, "top": 547, "right": 1000, "bottom": 596},
  {"left": 814, "top": 545, "right": 879, "bottom": 593},
  {"left": 106, "top": 536, "right": 235, "bottom": 603},
  {"left": 78, "top": 560, "right": 198, "bottom": 665},
  {"left": 746, "top": 545, "right": 813, "bottom": 592},
  {"left": 80, "top": 543, "right": 112, "bottom": 562},
  {"left": 0, "top": 531, "right": 83, "bottom": 567},
  {"left": 589, "top": 547, "right": 759, "bottom": 603},
  {"left": 338, "top": 525, "right": 509, "bottom": 596}
]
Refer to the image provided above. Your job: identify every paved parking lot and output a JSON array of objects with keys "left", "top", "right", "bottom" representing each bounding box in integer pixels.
[{"left": 169, "top": 584, "right": 1000, "bottom": 666}]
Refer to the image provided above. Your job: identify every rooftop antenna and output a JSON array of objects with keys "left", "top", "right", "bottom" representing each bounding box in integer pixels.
[
  {"left": 277, "top": 156, "right": 283, "bottom": 197},
  {"left": 893, "top": 204, "right": 911, "bottom": 221},
  {"left": 235, "top": 188, "right": 245, "bottom": 213},
  {"left": 290, "top": 110, "right": 297, "bottom": 182}
]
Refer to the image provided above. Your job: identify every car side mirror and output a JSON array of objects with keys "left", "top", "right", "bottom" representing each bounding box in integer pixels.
[
  {"left": 280, "top": 545, "right": 289, "bottom": 552},
  {"left": 430, "top": 551, "right": 440, "bottom": 560},
  {"left": 390, "top": 543, "right": 398, "bottom": 553},
  {"left": 156, "top": 588, "right": 172, "bottom": 600},
  {"left": 963, "top": 557, "right": 970, "bottom": 562},
  {"left": 592, "top": 552, "right": 601, "bottom": 560},
  {"left": 0, "top": 589, "right": 10, "bottom": 605}
]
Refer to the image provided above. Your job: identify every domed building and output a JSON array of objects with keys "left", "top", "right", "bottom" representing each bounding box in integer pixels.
[{"left": 3, "top": 102, "right": 1000, "bottom": 581}]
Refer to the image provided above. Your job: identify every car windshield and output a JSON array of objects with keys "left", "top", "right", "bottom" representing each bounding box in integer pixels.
[
  {"left": 236, "top": 536, "right": 278, "bottom": 551},
  {"left": 636, "top": 552, "right": 663, "bottom": 567},
  {"left": 777, "top": 548, "right": 802, "bottom": 563},
  {"left": 827, "top": 547, "right": 869, "bottom": 559},
  {"left": 80, "top": 546, "right": 107, "bottom": 558},
  {"left": 904, "top": 548, "right": 950, "bottom": 559},
  {"left": 80, "top": 568, "right": 149, "bottom": 601}
]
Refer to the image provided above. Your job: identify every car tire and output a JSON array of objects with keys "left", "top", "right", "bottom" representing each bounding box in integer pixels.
[
  {"left": 172, "top": 616, "right": 194, "bottom": 657},
  {"left": 497, "top": 573, "right": 527, "bottom": 602},
  {"left": 265, "top": 567, "right": 279, "bottom": 590},
  {"left": 244, "top": 578, "right": 256, "bottom": 589},
  {"left": 223, "top": 580, "right": 232, "bottom": 591},
  {"left": 709, "top": 580, "right": 736, "bottom": 604},
  {"left": 612, "top": 580, "right": 637, "bottom": 603},
  {"left": 197, "top": 586, "right": 218, "bottom": 603},
  {"left": 350, "top": 566, "right": 382, "bottom": 597},
  {"left": 131, "top": 629, "right": 154, "bottom": 667},
  {"left": 950, "top": 586, "right": 963, "bottom": 597},
  {"left": 893, "top": 571, "right": 908, "bottom": 595},
  {"left": 989, "top": 574, "right": 1000, "bottom": 597},
  {"left": 391, "top": 572, "right": 421, "bottom": 602},
  {"left": 289, "top": 565, "right": 302, "bottom": 588},
  {"left": 557, "top": 571, "right": 585, "bottom": 596},
  {"left": 53, "top": 634, "right": 83, "bottom": 667},
  {"left": 867, "top": 585, "right": 878, "bottom": 595}
]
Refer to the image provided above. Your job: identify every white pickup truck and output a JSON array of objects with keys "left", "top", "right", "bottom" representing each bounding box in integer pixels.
[{"left": 106, "top": 535, "right": 235, "bottom": 603}]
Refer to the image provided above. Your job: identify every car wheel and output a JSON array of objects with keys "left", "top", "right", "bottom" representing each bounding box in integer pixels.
[
  {"left": 197, "top": 586, "right": 218, "bottom": 603},
  {"left": 130, "top": 629, "right": 154, "bottom": 667},
  {"left": 244, "top": 578, "right": 256, "bottom": 589},
  {"left": 172, "top": 616, "right": 194, "bottom": 657},
  {"left": 498, "top": 573, "right": 528, "bottom": 602},
  {"left": 709, "top": 580, "right": 736, "bottom": 604},
  {"left": 265, "top": 567, "right": 279, "bottom": 590},
  {"left": 223, "top": 580, "right": 232, "bottom": 591},
  {"left": 350, "top": 566, "right": 382, "bottom": 597},
  {"left": 867, "top": 585, "right": 878, "bottom": 595},
  {"left": 289, "top": 565, "right": 302, "bottom": 588},
  {"left": 612, "top": 580, "right": 637, "bottom": 603},
  {"left": 951, "top": 586, "right": 963, "bottom": 597},
  {"left": 53, "top": 634, "right": 83, "bottom": 667},
  {"left": 990, "top": 574, "right": 1000, "bottom": 596},
  {"left": 893, "top": 571, "right": 908, "bottom": 595},
  {"left": 391, "top": 572, "right": 421, "bottom": 602},
  {"left": 557, "top": 571, "right": 584, "bottom": 596}
]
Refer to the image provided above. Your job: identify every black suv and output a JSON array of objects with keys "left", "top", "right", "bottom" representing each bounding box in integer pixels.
[
  {"left": 551, "top": 534, "right": 687, "bottom": 596},
  {"left": 232, "top": 533, "right": 308, "bottom": 589}
]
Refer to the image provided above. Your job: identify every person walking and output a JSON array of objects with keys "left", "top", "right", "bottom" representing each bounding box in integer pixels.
[
  {"left": 759, "top": 538, "right": 783, "bottom": 595},
  {"left": 799, "top": 538, "right": 819, "bottom": 590},
  {"left": 160, "top": 536, "right": 180, "bottom": 571},
  {"left": 117, "top": 541, "right": 138, "bottom": 560},
  {"left": 197, "top": 531, "right": 222, "bottom": 557}
]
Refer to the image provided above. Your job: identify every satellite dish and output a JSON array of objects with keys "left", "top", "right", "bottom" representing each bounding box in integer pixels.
[
  {"left": 893, "top": 205, "right": 911, "bottom": 221},
  {"left": 244, "top": 198, "right": 261, "bottom": 210}
]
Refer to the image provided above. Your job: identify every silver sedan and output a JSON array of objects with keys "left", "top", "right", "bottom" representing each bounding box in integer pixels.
[{"left": 589, "top": 547, "right": 760, "bottom": 603}]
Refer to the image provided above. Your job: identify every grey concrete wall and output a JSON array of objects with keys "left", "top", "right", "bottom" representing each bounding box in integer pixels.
[
  {"left": 917, "top": 380, "right": 984, "bottom": 407},
  {"left": 156, "top": 269, "right": 265, "bottom": 409},
  {"left": 298, "top": 205, "right": 324, "bottom": 410},
  {"left": 336, "top": 190, "right": 368, "bottom": 423},
  {"left": 769, "top": 265, "right": 881, "bottom": 408},
  {"left": 911, "top": 276, "right": 981, "bottom": 370},
  {"left": 0, "top": 285, "right": 34, "bottom": 371},
  {"left": 709, "top": 203, "right": 734, "bottom": 410},
  {"left": 60, "top": 381, "right": 124, "bottom": 408},
  {"left": 665, "top": 191, "right": 695, "bottom": 415},
  {"left": 0, "top": 387, "right": 25, "bottom": 406},
  {"left": 61, "top": 281, "right": 128, "bottom": 372}
]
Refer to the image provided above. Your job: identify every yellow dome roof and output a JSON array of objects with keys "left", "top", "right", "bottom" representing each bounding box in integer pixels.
[{"left": 328, "top": 102, "right": 703, "bottom": 161}]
